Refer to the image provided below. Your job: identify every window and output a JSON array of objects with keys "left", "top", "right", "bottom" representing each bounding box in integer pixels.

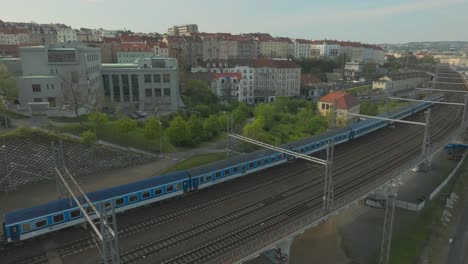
[
  {"left": 153, "top": 74, "right": 161, "bottom": 83},
  {"left": 321, "top": 104, "right": 325, "bottom": 109},
  {"left": 166, "top": 185, "right": 174, "bottom": 192},
  {"left": 200, "top": 177, "right": 205, "bottom": 183},
  {"left": 48, "top": 97, "right": 56, "bottom": 107},
  {"left": 233, "top": 167, "right": 239, "bottom": 173},
  {"left": 32, "top": 84, "right": 41, "bottom": 93},
  {"left": 241, "top": 165, "right": 246, "bottom": 171},
  {"left": 122, "top": 74, "right": 130, "bottom": 102},
  {"left": 163, "top": 74, "right": 170, "bottom": 83},
  {"left": 131, "top": 74, "right": 139, "bottom": 101},
  {"left": 35, "top": 219, "right": 47, "bottom": 228},
  {"left": 53, "top": 214, "right": 64, "bottom": 223},
  {"left": 142, "top": 191, "right": 150, "bottom": 199},
  {"left": 175, "top": 183, "right": 182, "bottom": 190},
  {"left": 224, "top": 169, "right": 230, "bottom": 176},
  {"left": 264, "top": 159, "right": 269, "bottom": 164},
  {"left": 86, "top": 206, "right": 96, "bottom": 215},
  {"left": 112, "top": 75, "right": 120, "bottom": 102},
  {"left": 144, "top": 74, "right": 152, "bottom": 83},
  {"left": 164, "top": 88, "right": 171, "bottom": 96},
  {"left": 257, "top": 160, "right": 262, "bottom": 166},
  {"left": 129, "top": 195, "right": 138, "bottom": 203},
  {"left": 249, "top": 162, "right": 254, "bottom": 168},
  {"left": 116, "top": 198, "right": 125, "bottom": 206},
  {"left": 155, "top": 89, "right": 161, "bottom": 97},
  {"left": 206, "top": 175, "right": 212, "bottom": 181},
  {"left": 145, "top": 89, "right": 152, "bottom": 97},
  {"left": 215, "top": 172, "right": 221, "bottom": 178},
  {"left": 104, "top": 202, "right": 111, "bottom": 209},
  {"left": 21, "top": 223, "right": 31, "bottom": 232},
  {"left": 154, "top": 188, "right": 162, "bottom": 195},
  {"left": 70, "top": 210, "right": 81, "bottom": 218}
]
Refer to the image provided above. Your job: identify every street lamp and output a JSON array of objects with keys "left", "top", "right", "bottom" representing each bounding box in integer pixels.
[{"left": 159, "top": 121, "right": 163, "bottom": 154}]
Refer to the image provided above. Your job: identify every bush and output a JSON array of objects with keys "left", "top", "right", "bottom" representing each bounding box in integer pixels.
[{"left": 81, "top": 130, "right": 97, "bottom": 144}]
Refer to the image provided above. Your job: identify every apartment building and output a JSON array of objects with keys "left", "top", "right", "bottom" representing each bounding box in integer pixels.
[
  {"left": 311, "top": 41, "right": 341, "bottom": 59},
  {"left": 372, "top": 71, "right": 428, "bottom": 92},
  {"left": 55, "top": 25, "right": 77, "bottom": 43},
  {"left": 292, "top": 39, "right": 313, "bottom": 59},
  {"left": 254, "top": 59, "right": 301, "bottom": 102},
  {"left": 253, "top": 34, "right": 293, "bottom": 58},
  {"left": 168, "top": 24, "right": 199, "bottom": 36}
]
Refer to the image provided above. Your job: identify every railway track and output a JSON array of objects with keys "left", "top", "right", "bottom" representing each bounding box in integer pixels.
[{"left": 1, "top": 81, "right": 463, "bottom": 264}]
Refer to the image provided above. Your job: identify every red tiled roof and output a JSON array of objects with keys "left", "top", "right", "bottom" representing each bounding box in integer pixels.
[
  {"left": 118, "top": 44, "right": 153, "bottom": 52},
  {"left": 120, "top": 34, "right": 145, "bottom": 43},
  {"left": 254, "top": 59, "right": 300, "bottom": 69},
  {"left": 102, "top": 37, "right": 122, "bottom": 43},
  {"left": 212, "top": 72, "right": 243, "bottom": 80},
  {"left": 319, "top": 91, "right": 359, "bottom": 109},
  {"left": 0, "top": 28, "right": 29, "bottom": 34},
  {"left": 294, "top": 39, "right": 313, "bottom": 44},
  {"left": 301, "top": 74, "right": 323, "bottom": 85}
]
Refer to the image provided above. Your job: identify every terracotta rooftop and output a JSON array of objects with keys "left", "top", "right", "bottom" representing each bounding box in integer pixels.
[
  {"left": 212, "top": 72, "right": 243, "bottom": 80},
  {"left": 319, "top": 91, "right": 360, "bottom": 109},
  {"left": 301, "top": 74, "right": 323, "bottom": 85}
]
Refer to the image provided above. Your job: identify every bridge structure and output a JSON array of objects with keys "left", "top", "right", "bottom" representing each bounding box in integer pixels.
[{"left": 1, "top": 68, "right": 467, "bottom": 264}]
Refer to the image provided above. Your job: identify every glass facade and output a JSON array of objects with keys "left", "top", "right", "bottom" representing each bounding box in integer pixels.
[
  {"left": 112, "top": 74, "right": 120, "bottom": 102},
  {"left": 131, "top": 74, "right": 139, "bottom": 101},
  {"left": 122, "top": 74, "right": 130, "bottom": 102}
]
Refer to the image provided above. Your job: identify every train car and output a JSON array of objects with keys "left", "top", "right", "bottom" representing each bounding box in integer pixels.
[
  {"left": 286, "top": 127, "right": 351, "bottom": 156},
  {"left": 187, "top": 148, "right": 286, "bottom": 191},
  {"left": 3, "top": 171, "right": 190, "bottom": 242}
]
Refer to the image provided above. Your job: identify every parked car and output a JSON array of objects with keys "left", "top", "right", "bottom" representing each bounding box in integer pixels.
[
  {"left": 128, "top": 113, "right": 139, "bottom": 119},
  {"left": 135, "top": 111, "right": 148, "bottom": 118}
]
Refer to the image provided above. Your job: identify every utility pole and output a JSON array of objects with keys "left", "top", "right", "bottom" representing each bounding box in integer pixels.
[
  {"left": 379, "top": 178, "right": 398, "bottom": 264},
  {"left": 323, "top": 139, "right": 335, "bottom": 211}
]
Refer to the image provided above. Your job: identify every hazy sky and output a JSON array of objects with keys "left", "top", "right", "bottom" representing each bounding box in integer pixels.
[{"left": 1, "top": 0, "right": 467, "bottom": 43}]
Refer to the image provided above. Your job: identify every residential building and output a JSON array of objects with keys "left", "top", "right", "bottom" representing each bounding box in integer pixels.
[
  {"left": 318, "top": 91, "right": 360, "bottom": 126},
  {"left": 163, "top": 35, "right": 203, "bottom": 67},
  {"left": 292, "top": 39, "right": 312, "bottom": 59},
  {"left": 55, "top": 25, "right": 78, "bottom": 43},
  {"left": 168, "top": 24, "right": 198, "bottom": 36},
  {"left": 153, "top": 42, "right": 169, "bottom": 57},
  {"left": 101, "top": 57, "right": 182, "bottom": 112},
  {"left": 254, "top": 59, "right": 301, "bottom": 102},
  {"left": 211, "top": 72, "right": 242, "bottom": 103},
  {"left": 98, "top": 37, "right": 122, "bottom": 63},
  {"left": 16, "top": 44, "right": 102, "bottom": 116},
  {"left": 0, "top": 28, "right": 31, "bottom": 45},
  {"left": 254, "top": 35, "right": 293, "bottom": 58},
  {"left": 76, "top": 29, "right": 98, "bottom": 42},
  {"left": 372, "top": 71, "right": 428, "bottom": 92},
  {"left": 191, "top": 59, "right": 255, "bottom": 103},
  {"left": 117, "top": 44, "right": 154, "bottom": 63},
  {"left": 311, "top": 41, "right": 341, "bottom": 59},
  {"left": 301, "top": 74, "right": 329, "bottom": 100}
]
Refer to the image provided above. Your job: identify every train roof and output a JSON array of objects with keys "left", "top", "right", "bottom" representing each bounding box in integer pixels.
[
  {"left": 187, "top": 148, "right": 277, "bottom": 177},
  {"left": 4, "top": 171, "right": 188, "bottom": 225}
]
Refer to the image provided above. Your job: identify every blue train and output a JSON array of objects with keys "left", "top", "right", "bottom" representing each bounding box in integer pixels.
[{"left": 2, "top": 94, "right": 443, "bottom": 243}]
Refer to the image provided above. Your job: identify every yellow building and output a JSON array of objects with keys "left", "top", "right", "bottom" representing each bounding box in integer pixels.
[{"left": 318, "top": 91, "right": 360, "bottom": 126}]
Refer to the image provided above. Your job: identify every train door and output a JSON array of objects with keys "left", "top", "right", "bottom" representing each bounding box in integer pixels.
[
  {"left": 192, "top": 178, "right": 199, "bottom": 191},
  {"left": 182, "top": 180, "right": 189, "bottom": 193},
  {"left": 9, "top": 225, "right": 20, "bottom": 241},
  {"left": 349, "top": 131, "right": 355, "bottom": 140}
]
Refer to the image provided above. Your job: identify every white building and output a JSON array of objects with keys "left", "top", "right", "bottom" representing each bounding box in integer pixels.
[
  {"left": 292, "top": 39, "right": 312, "bottom": 59},
  {"left": 101, "top": 57, "right": 182, "bottom": 112},
  {"left": 372, "top": 71, "right": 428, "bottom": 92},
  {"left": 56, "top": 27, "right": 78, "bottom": 43},
  {"left": 310, "top": 41, "right": 341, "bottom": 59},
  {"left": 16, "top": 44, "right": 102, "bottom": 116},
  {"left": 0, "top": 28, "right": 30, "bottom": 45},
  {"left": 168, "top": 24, "right": 198, "bottom": 36}
]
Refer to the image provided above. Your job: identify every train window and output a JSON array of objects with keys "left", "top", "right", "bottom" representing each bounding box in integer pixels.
[
  {"left": 129, "top": 195, "right": 138, "bottom": 203},
  {"left": 264, "top": 159, "right": 269, "bottom": 164},
  {"left": 249, "top": 162, "right": 254, "bottom": 168},
  {"left": 154, "top": 188, "right": 163, "bottom": 195},
  {"left": 199, "top": 177, "right": 205, "bottom": 183},
  {"left": 206, "top": 175, "right": 212, "bottom": 181},
  {"left": 278, "top": 154, "right": 283, "bottom": 159},
  {"left": 116, "top": 198, "right": 125, "bottom": 206},
  {"left": 271, "top": 156, "right": 276, "bottom": 161},
  {"left": 233, "top": 167, "right": 239, "bottom": 173},
  {"left": 53, "top": 214, "right": 64, "bottom": 223},
  {"left": 35, "top": 219, "right": 47, "bottom": 229},
  {"left": 256, "top": 160, "right": 261, "bottom": 166},
  {"left": 21, "top": 223, "right": 31, "bottom": 232},
  {"left": 176, "top": 183, "right": 182, "bottom": 190},
  {"left": 167, "top": 185, "right": 174, "bottom": 192},
  {"left": 216, "top": 172, "right": 222, "bottom": 178},
  {"left": 142, "top": 191, "right": 150, "bottom": 199},
  {"left": 70, "top": 209, "right": 81, "bottom": 218},
  {"left": 104, "top": 201, "right": 112, "bottom": 208},
  {"left": 86, "top": 206, "right": 96, "bottom": 215},
  {"left": 241, "top": 164, "right": 246, "bottom": 171},
  {"left": 300, "top": 148, "right": 304, "bottom": 153}
]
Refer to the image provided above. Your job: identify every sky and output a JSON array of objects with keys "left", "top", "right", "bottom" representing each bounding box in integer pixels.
[{"left": 1, "top": 0, "right": 467, "bottom": 43}]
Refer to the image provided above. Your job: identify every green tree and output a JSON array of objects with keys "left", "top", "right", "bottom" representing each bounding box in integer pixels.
[
  {"left": 88, "top": 111, "right": 108, "bottom": 137},
  {"left": 204, "top": 115, "right": 220, "bottom": 139},
  {"left": 182, "top": 80, "right": 217, "bottom": 107},
  {"left": 143, "top": 116, "right": 162, "bottom": 140},
  {"left": 0, "top": 65, "right": 17, "bottom": 101},
  {"left": 187, "top": 115, "right": 204, "bottom": 145},
  {"left": 115, "top": 117, "right": 137, "bottom": 135},
  {"left": 167, "top": 115, "right": 192, "bottom": 146},
  {"left": 81, "top": 130, "right": 97, "bottom": 144}
]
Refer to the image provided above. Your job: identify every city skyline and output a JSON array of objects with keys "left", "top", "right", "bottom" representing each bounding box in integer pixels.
[{"left": 1, "top": 0, "right": 467, "bottom": 43}]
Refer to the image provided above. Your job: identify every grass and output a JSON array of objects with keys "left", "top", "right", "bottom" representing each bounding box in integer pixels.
[
  {"left": 49, "top": 115, "right": 88, "bottom": 123},
  {"left": 162, "top": 152, "right": 227, "bottom": 173},
  {"left": 346, "top": 85, "right": 372, "bottom": 95},
  {"left": 377, "top": 101, "right": 410, "bottom": 115}
]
